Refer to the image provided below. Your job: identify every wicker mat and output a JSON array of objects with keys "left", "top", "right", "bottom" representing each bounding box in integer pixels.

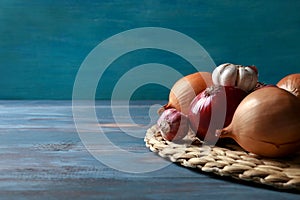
[{"left": 144, "top": 125, "right": 300, "bottom": 192}]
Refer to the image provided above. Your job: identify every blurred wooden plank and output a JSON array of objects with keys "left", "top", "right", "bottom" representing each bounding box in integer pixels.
[{"left": 0, "top": 101, "right": 298, "bottom": 199}]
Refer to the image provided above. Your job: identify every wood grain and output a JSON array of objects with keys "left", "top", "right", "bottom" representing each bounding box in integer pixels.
[{"left": 0, "top": 101, "right": 299, "bottom": 199}]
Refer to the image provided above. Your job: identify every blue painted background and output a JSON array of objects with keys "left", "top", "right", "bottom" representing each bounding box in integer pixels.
[{"left": 0, "top": 0, "right": 299, "bottom": 100}]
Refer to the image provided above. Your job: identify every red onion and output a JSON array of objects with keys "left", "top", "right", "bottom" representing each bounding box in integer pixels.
[
  {"left": 157, "top": 108, "right": 189, "bottom": 142},
  {"left": 188, "top": 85, "right": 248, "bottom": 143}
]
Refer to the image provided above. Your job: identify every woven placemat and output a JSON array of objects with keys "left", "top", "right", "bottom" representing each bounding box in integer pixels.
[{"left": 144, "top": 125, "right": 300, "bottom": 192}]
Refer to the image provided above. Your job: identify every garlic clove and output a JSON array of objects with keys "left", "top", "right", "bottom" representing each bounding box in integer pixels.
[
  {"left": 212, "top": 63, "right": 237, "bottom": 86},
  {"left": 212, "top": 65, "right": 222, "bottom": 85},
  {"left": 221, "top": 65, "right": 238, "bottom": 86},
  {"left": 237, "top": 66, "right": 258, "bottom": 92}
]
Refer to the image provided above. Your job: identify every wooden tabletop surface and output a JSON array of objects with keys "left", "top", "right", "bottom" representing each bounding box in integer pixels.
[{"left": 0, "top": 100, "right": 298, "bottom": 199}]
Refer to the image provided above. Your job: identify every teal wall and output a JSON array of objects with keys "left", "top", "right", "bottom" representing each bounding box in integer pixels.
[{"left": 0, "top": 0, "right": 299, "bottom": 100}]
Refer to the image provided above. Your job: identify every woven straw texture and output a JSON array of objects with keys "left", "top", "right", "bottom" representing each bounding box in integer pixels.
[{"left": 144, "top": 125, "right": 300, "bottom": 192}]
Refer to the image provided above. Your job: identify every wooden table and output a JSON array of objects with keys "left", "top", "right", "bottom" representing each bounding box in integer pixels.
[{"left": 0, "top": 100, "right": 298, "bottom": 199}]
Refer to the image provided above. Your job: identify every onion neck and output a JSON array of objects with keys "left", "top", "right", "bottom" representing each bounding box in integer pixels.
[
  {"left": 157, "top": 106, "right": 166, "bottom": 115},
  {"left": 215, "top": 126, "right": 232, "bottom": 139},
  {"left": 205, "top": 85, "right": 221, "bottom": 96}
]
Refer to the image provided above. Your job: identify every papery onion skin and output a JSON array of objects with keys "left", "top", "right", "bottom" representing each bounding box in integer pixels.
[
  {"left": 277, "top": 73, "right": 300, "bottom": 98},
  {"left": 217, "top": 87, "right": 300, "bottom": 158},
  {"left": 160, "top": 72, "right": 213, "bottom": 115},
  {"left": 188, "top": 85, "right": 248, "bottom": 143},
  {"left": 252, "top": 82, "right": 277, "bottom": 91},
  {"left": 157, "top": 108, "right": 189, "bottom": 142}
]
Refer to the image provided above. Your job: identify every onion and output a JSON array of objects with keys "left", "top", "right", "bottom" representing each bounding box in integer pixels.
[
  {"left": 159, "top": 72, "right": 213, "bottom": 115},
  {"left": 157, "top": 108, "right": 189, "bottom": 142},
  {"left": 188, "top": 85, "right": 248, "bottom": 143},
  {"left": 277, "top": 73, "right": 300, "bottom": 98},
  {"left": 216, "top": 87, "right": 300, "bottom": 158},
  {"left": 252, "top": 82, "right": 277, "bottom": 91}
]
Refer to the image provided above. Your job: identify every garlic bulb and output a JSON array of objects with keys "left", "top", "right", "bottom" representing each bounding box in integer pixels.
[{"left": 212, "top": 63, "right": 258, "bottom": 92}]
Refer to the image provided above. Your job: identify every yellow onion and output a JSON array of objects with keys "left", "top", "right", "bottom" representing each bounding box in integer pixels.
[
  {"left": 277, "top": 73, "right": 300, "bottom": 98},
  {"left": 159, "top": 72, "right": 213, "bottom": 115},
  {"left": 216, "top": 87, "right": 300, "bottom": 158}
]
